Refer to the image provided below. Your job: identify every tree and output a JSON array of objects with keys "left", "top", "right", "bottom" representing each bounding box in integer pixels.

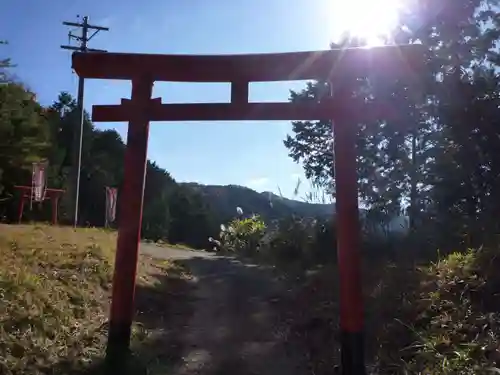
[
  {"left": 0, "top": 83, "right": 50, "bottom": 220},
  {"left": 45, "top": 92, "right": 95, "bottom": 222},
  {"left": 141, "top": 161, "right": 175, "bottom": 241},
  {"left": 0, "top": 40, "right": 14, "bottom": 83},
  {"left": 0, "top": 83, "right": 49, "bottom": 194},
  {"left": 430, "top": 67, "right": 500, "bottom": 246},
  {"left": 284, "top": 39, "right": 410, "bottom": 220},
  {"left": 167, "top": 184, "right": 217, "bottom": 248},
  {"left": 284, "top": 0, "right": 500, "bottom": 236}
]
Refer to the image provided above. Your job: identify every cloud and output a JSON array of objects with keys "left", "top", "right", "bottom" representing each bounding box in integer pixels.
[{"left": 247, "top": 177, "right": 269, "bottom": 188}]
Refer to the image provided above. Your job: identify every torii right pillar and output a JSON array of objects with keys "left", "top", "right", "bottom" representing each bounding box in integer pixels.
[{"left": 334, "top": 87, "right": 365, "bottom": 374}]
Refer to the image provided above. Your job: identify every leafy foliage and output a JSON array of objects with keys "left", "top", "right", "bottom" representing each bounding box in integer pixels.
[
  {"left": 284, "top": 0, "right": 500, "bottom": 247},
  {"left": 264, "top": 217, "right": 336, "bottom": 269},
  {"left": 0, "top": 83, "right": 49, "bottom": 200},
  {"left": 218, "top": 210, "right": 266, "bottom": 255}
]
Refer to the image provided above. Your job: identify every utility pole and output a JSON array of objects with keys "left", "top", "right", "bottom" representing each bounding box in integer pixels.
[{"left": 61, "top": 16, "right": 109, "bottom": 227}]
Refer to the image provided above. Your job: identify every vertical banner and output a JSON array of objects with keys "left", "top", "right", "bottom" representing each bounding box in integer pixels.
[
  {"left": 105, "top": 187, "right": 118, "bottom": 227},
  {"left": 32, "top": 161, "right": 48, "bottom": 203}
]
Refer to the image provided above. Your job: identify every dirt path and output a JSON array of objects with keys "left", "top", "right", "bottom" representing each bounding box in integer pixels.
[{"left": 140, "top": 244, "right": 306, "bottom": 375}]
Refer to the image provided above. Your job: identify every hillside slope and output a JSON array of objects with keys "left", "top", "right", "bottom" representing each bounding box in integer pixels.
[
  {"left": 0, "top": 224, "right": 190, "bottom": 375},
  {"left": 182, "top": 183, "right": 332, "bottom": 224}
]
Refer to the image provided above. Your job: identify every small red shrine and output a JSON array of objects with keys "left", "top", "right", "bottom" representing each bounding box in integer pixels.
[
  {"left": 14, "top": 186, "right": 65, "bottom": 225},
  {"left": 14, "top": 162, "right": 64, "bottom": 225}
]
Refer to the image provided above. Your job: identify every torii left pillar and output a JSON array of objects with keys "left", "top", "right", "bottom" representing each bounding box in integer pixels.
[{"left": 106, "top": 76, "right": 153, "bottom": 361}]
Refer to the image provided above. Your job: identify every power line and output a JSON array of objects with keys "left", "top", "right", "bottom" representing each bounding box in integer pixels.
[{"left": 61, "top": 15, "right": 109, "bottom": 228}]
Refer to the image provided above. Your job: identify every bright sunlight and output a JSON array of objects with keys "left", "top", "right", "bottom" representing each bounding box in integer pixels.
[{"left": 327, "top": 0, "right": 404, "bottom": 46}]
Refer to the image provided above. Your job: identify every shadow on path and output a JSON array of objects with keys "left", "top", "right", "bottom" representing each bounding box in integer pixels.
[
  {"left": 47, "top": 253, "right": 308, "bottom": 375},
  {"left": 162, "top": 255, "right": 307, "bottom": 375}
]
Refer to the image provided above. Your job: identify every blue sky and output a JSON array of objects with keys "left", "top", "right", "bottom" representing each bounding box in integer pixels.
[{"left": 1, "top": 0, "right": 342, "bottom": 198}]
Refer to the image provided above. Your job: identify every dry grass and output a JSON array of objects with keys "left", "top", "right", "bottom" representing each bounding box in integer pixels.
[
  {"left": 0, "top": 224, "right": 191, "bottom": 375},
  {"left": 0, "top": 224, "right": 116, "bottom": 374}
]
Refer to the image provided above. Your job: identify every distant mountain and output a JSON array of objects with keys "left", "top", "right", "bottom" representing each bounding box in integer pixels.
[
  {"left": 181, "top": 183, "right": 333, "bottom": 225},
  {"left": 261, "top": 191, "right": 333, "bottom": 217},
  {"left": 181, "top": 183, "right": 410, "bottom": 236}
]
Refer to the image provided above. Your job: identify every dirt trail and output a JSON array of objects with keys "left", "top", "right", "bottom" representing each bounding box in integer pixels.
[{"left": 140, "top": 244, "right": 306, "bottom": 375}]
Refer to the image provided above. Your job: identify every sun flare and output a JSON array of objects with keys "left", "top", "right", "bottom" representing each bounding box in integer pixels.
[{"left": 328, "top": 0, "right": 403, "bottom": 46}]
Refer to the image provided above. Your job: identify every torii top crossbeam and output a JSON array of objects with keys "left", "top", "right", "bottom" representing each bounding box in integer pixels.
[
  {"left": 72, "top": 45, "right": 424, "bottom": 123},
  {"left": 72, "top": 44, "right": 423, "bottom": 82}
]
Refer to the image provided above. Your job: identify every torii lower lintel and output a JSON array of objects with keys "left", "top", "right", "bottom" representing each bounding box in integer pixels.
[
  {"left": 73, "top": 45, "right": 425, "bottom": 375},
  {"left": 91, "top": 99, "right": 403, "bottom": 123}
]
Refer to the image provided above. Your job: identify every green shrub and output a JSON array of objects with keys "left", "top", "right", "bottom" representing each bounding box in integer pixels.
[
  {"left": 263, "top": 217, "right": 337, "bottom": 268},
  {"left": 219, "top": 215, "right": 266, "bottom": 255}
]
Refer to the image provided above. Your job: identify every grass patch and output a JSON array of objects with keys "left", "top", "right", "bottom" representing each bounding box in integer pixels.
[
  {"left": 398, "top": 247, "right": 500, "bottom": 374},
  {"left": 0, "top": 224, "right": 115, "bottom": 374},
  {"left": 0, "top": 224, "right": 193, "bottom": 375}
]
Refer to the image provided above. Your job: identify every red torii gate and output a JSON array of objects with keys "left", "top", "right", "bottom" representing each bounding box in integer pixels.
[{"left": 72, "top": 45, "right": 424, "bottom": 374}]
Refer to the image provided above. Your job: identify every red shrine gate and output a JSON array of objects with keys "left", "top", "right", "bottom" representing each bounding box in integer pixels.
[{"left": 72, "top": 45, "right": 424, "bottom": 374}]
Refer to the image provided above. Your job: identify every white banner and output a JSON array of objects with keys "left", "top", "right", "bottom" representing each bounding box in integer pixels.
[
  {"left": 105, "top": 187, "right": 118, "bottom": 226},
  {"left": 32, "top": 161, "right": 47, "bottom": 202}
]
